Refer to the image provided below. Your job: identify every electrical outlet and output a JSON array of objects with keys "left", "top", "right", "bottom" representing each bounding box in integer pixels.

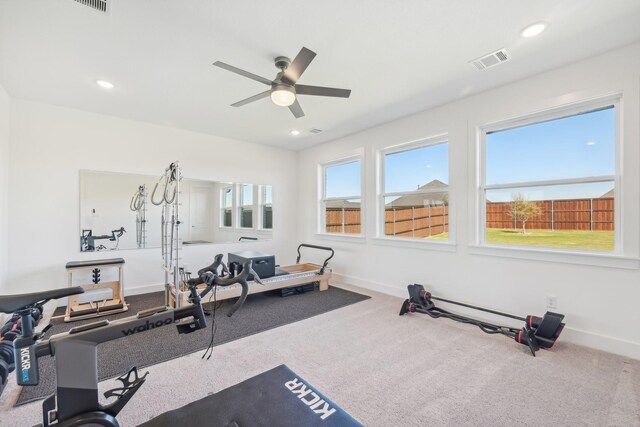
[{"left": 546, "top": 295, "right": 558, "bottom": 309}]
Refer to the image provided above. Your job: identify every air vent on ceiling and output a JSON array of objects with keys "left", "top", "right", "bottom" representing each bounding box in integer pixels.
[
  {"left": 470, "top": 48, "right": 510, "bottom": 71},
  {"left": 74, "top": 0, "right": 110, "bottom": 13},
  {"left": 309, "top": 128, "right": 323, "bottom": 134}
]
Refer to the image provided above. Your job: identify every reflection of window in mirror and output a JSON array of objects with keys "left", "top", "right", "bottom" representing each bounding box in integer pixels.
[
  {"left": 260, "top": 185, "right": 273, "bottom": 230},
  {"left": 239, "top": 184, "right": 254, "bottom": 228},
  {"left": 221, "top": 186, "right": 233, "bottom": 228}
]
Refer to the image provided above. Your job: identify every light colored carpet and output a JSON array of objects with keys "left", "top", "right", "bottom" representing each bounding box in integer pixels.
[{"left": 0, "top": 283, "right": 638, "bottom": 426}]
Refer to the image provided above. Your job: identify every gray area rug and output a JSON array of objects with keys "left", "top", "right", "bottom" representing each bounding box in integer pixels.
[{"left": 16, "top": 286, "right": 369, "bottom": 405}]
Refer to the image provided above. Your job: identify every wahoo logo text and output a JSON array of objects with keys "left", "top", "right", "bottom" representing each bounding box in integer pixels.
[
  {"left": 122, "top": 318, "right": 174, "bottom": 336},
  {"left": 285, "top": 378, "right": 336, "bottom": 420}
]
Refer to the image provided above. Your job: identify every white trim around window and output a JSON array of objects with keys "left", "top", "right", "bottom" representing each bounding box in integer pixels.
[
  {"left": 471, "top": 93, "right": 639, "bottom": 268},
  {"left": 317, "top": 154, "right": 365, "bottom": 237},
  {"left": 376, "top": 134, "right": 452, "bottom": 248},
  {"left": 219, "top": 185, "right": 233, "bottom": 228}
]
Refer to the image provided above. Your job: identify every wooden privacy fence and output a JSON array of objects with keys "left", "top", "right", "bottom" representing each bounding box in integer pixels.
[
  {"left": 326, "top": 197, "right": 614, "bottom": 234},
  {"left": 384, "top": 205, "right": 448, "bottom": 237},
  {"left": 326, "top": 208, "right": 361, "bottom": 234},
  {"left": 325, "top": 205, "right": 449, "bottom": 236},
  {"left": 486, "top": 197, "right": 614, "bottom": 231}
]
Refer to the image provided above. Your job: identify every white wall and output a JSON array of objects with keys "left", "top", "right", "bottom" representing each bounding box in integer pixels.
[
  {"left": 7, "top": 99, "right": 298, "bottom": 296},
  {"left": 297, "top": 43, "right": 640, "bottom": 359},
  {"left": 0, "top": 83, "right": 9, "bottom": 293}
]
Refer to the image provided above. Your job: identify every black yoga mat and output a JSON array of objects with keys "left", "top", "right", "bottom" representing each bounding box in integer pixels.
[
  {"left": 138, "top": 364, "right": 363, "bottom": 427},
  {"left": 16, "top": 286, "right": 369, "bottom": 405}
]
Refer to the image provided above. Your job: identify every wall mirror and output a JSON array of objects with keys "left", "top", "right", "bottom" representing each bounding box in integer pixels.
[{"left": 79, "top": 170, "right": 273, "bottom": 252}]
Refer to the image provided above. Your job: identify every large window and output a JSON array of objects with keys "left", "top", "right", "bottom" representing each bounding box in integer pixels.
[
  {"left": 481, "top": 100, "right": 617, "bottom": 252},
  {"left": 380, "top": 138, "right": 449, "bottom": 240},
  {"left": 239, "top": 184, "right": 254, "bottom": 228},
  {"left": 321, "top": 158, "right": 362, "bottom": 234},
  {"left": 220, "top": 186, "right": 233, "bottom": 227}
]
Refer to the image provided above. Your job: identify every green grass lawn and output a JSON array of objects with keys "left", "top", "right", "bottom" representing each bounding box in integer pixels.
[
  {"left": 428, "top": 232, "right": 449, "bottom": 240},
  {"left": 487, "top": 229, "right": 614, "bottom": 250},
  {"left": 426, "top": 229, "right": 614, "bottom": 251}
]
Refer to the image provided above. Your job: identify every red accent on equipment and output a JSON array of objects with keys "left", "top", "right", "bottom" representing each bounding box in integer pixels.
[{"left": 529, "top": 316, "right": 533, "bottom": 328}]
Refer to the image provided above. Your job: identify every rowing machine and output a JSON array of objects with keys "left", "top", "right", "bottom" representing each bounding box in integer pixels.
[{"left": 399, "top": 284, "right": 565, "bottom": 356}]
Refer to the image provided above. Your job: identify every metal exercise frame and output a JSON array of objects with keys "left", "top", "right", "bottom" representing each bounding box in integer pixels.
[
  {"left": 130, "top": 184, "right": 147, "bottom": 249},
  {"left": 152, "top": 162, "right": 183, "bottom": 308}
]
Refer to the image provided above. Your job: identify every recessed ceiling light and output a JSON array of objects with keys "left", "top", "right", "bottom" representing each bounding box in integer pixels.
[
  {"left": 96, "top": 80, "right": 114, "bottom": 89},
  {"left": 520, "top": 22, "right": 547, "bottom": 38},
  {"left": 290, "top": 130, "right": 300, "bottom": 136},
  {"left": 586, "top": 141, "right": 596, "bottom": 146}
]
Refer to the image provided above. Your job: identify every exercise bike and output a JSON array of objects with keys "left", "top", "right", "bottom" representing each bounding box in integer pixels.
[{"left": 0, "top": 256, "right": 259, "bottom": 427}]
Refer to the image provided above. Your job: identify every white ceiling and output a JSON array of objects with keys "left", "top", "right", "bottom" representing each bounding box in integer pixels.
[{"left": 1, "top": 1, "right": 639, "bottom": 151}]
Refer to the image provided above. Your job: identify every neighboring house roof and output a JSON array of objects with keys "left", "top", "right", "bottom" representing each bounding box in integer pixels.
[
  {"left": 325, "top": 199, "right": 361, "bottom": 209},
  {"left": 387, "top": 179, "right": 448, "bottom": 207},
  {"left": 325, "top": 179, "right": 450, "bottom": 209},
  {"left": 600, "top": 189, "right": 614, "bottom": 198}
]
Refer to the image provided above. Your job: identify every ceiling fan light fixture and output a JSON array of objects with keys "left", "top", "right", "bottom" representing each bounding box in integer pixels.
[
  {"left": 520, "top": 22, "right": 547, "bottom": 38},
  {"left": 271, "top": 85, "right": 296, "bottom": 107},
  {"left": 96, "top": 80, "right": 114, "bottom": 89}
]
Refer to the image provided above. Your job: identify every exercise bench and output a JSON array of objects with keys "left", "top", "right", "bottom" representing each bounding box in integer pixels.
[{"left": 64, "top": 258, "right": 128, "bottom": 322}]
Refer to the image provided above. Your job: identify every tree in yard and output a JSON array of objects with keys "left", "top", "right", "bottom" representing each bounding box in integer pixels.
[{"left": 508, "top": 193, "right": 541, "bottom": 234}]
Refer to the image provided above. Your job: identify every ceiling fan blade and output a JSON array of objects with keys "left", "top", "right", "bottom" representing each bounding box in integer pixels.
[
  {"left": 295, "top": 84, "right": 351, "bottom": 98},
  {"left": 282, "top": 47, "right": 316, "bottom": 85},
  {"left": 231, "top": 90, "right": 272, "bottom": 107},
  {"left": 213, "top": 61, "right": 274, "bottom": 86},
  {"left": 288, "top": 99, "right": 305, "bottom": 118}
]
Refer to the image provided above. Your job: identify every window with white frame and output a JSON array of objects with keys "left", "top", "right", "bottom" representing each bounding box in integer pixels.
[
  {"left": 380, "top": 137, "right": 449, "bottom": 240},
  {"left": 480, "top": 99, "right": 618, "bottom": 252},
  {"left": 260, "top": 185, "right": 273, "bottom": 230},
  {"left": 239, "top": 184, "right": 254, "bottom": 228},
  {"left": 321, "top": 158, "right": 362, "bottom": 234},
  {"left": 220, "top": 186, "right": 233, "bottom": 227}
]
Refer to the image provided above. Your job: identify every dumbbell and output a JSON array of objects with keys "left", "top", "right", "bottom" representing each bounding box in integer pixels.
[
  {"left": 0, "top": 358, "right": 10, "bottom": 394},
  {"left": 30, "top": 308, "right": 42, "bottom": 322},
  {"left": 0, "top": 341, "right": 15, "bottom": 370},
  {"left": 1, "top": 317, "right": 19, "bottom": 335},
  {"left": 1, "top": 330, "right": 20, "bottom": 343}
]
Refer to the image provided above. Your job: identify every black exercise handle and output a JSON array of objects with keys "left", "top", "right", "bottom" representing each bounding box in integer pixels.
[
  {"left": 296, "top": 244, "right": 334, "bottom": 275},
  {"left": 211, "top": 260, "right": 258, "bottom": 317},
  {"left": 197, "top": 254, "right": 229, "bottom": 277}
]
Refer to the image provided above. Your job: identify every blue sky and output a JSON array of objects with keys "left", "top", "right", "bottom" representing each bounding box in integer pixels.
[
  {"left": 326, "top": 161, "right": 361, "bottom": 198},
  {"left": 385, "top": 143, "right": 448, "bottom": 193},
  {"left": 326, "top": 106, "right": 615, "bottom": 202},
  {"left": 486, "top": 106, "right": 615, "bottom": 201}
]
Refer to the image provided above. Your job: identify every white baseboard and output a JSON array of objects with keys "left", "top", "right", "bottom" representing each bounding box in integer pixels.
[
  {"left": 333, "top": 273, "right": 406, "bottom": 299},
  {"left": 561, "top": 327, "right": 640, "bottom": 360},
  {"left": 333, "top": 273, "right": 640, "bottom": 360}
]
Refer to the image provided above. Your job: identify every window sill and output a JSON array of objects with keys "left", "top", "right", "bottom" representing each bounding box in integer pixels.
[
  {"left": 371, "top": 237, "right": 457, "bottom": 252},
  {"left": 314, "top": 233, "right": 366, "bottom": 243},
  {"left": 467, "top": 244, "right": 640, "bottom": 269}
]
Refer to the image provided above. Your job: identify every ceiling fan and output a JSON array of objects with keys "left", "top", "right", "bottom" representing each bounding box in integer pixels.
[{"left": 213, "top": 47, "right": 351, "bottom": 118}]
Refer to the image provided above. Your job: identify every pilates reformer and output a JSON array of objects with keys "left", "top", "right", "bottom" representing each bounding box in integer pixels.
[{"left": 169, "top": 244, "right": 334, "bottom": 307}]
